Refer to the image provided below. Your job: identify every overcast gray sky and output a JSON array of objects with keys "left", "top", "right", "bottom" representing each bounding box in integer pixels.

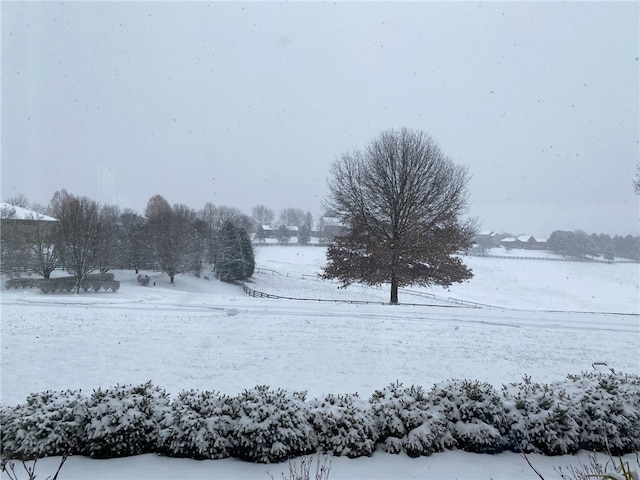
[{"left": 2, "top": 1, "right": 638, "bottom": 236}]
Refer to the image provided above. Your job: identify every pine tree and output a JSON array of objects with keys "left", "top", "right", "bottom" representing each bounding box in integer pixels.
[
  {"left": 239, "top": 227, "right": 255, "bottom": 279},
  {"left": 215, "top": 221, "right": 255, "bottom": 281},
  {"left": 254, "top": 225, "right": 266, "bottom": 243}
]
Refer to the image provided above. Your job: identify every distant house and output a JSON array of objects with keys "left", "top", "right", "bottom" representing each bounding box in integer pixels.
[
  {"left": 501, "top": 235, "right": 547, "bottom": 250},
  {"left": 320, "top": 216, "right": 348, "bottom": 241},
  {"left": 253, "top": 224, "right": 302, "bottom": 243},
  {"left": 472, "top": 231, "right": 498, "bottom": 254},
  {"left": 0, "top": 203, "right": 58, "bottom": 273},
  {"left": 500, "top": 237, "right": 517, "bottom": 250},
  {"left": 260, "top": 225, "right": 275, "bottom": 238},
  {"left": 516, "top": 235, "right": 547, "bottom": 250}
]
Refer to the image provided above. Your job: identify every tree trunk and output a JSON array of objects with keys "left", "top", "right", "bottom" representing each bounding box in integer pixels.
[
  {"left": 390, "top": 276, "right": 399, "bottom": 305},
  {"left": 169, "top": 274, "right": 175, "bottom": 285}
]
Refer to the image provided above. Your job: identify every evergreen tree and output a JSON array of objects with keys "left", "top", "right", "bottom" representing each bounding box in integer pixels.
[
  {"left": 276, "top": 225, "right": 290, "bottom": 244},
  {"left": 255, "top": 225, "right": 266, "bottom": 243},
  {"left": 603, "top": 244, "right": 615, "bottom": 262},
  {"left": 215, "top": 221, "right": 255, "bottom": 281},
  {"left": 298, "top": 212, "right": 313, "bottom": 244},
  {"left": 239, "top": 227, "right": 255, "bottom": 279},
  {"left": 297, "top": 224, "right": 311, "bottom": 245}
]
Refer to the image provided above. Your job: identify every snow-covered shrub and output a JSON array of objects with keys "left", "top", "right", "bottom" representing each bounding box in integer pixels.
[
  {"left": 429, "top": 379, "right": 510, "bottom": 454},
  {"left": 503, "top": 376, "right": 580, "bottom": 455},
  {"left": 231, "top": 386, "right": 318, "bottom": 463},
  {"left": 37, "top": 274, "right": 118, "bottom": 293},
  {"left": 567, "top": 372, "right": 640, "bottom": 454},
  {"left": 369, "top": 382, "right": 449, "bottom": 456},
  {"left": 38, "top": 277, "right": 74, "bottom": 293},
  {"left": 0, "top": 390, "right": 88, "bottom": 459},
  {"left": 309, "top": 393, "right": 378, "bottom": 458},
  {"left": 4, "top": 278, "right": 41, "bottom": 289},
  {"left": 137, "top": 274, "right": 150, "bottom": 286},
  {"left": 85, "top": 273, "right": 115, "bottom": 281},
  {"left": 84, "top": 381, "right": 170, "bottom": 458},
  {"left": 87, "top": 280, "right": 119, "bottom": 292},
  {"left": 159, "top": 389, "right": 235, "bottom": 459}
]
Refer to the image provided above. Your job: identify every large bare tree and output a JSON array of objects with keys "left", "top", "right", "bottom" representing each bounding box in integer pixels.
[
  {"left": 146, "top": 195, "right": 204, "bottom": 284},
  {"left": 24, "top": 214, "right": 59, "bottom": 278},
  {"left": 49, "top": 190, "right": 100, "bottom": 292},
  {"left": 323, "top": 127, "right": 476, "bottom": 304},
  {"left": 252, "top": 204, "right": 275, "bottom": 226},
  {"left": 279, "top": 207, "right": 306, "bottom": 227}
]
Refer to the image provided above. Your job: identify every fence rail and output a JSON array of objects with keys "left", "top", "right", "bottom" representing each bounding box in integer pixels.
[
  {"left": 469, "top": 253, "right": 638, "bottom": 264},
  {"left": 242, "top": 284, "right": 386, "bottom": 304},
  {"left": 252, "top": 269, "right": 500, "bottom": 309},
  {"left": 241, "top": 284, "right": 477, "bottom": 308},
  {"left": 254, "top": 267, "right": 288, "bottom": 277}
]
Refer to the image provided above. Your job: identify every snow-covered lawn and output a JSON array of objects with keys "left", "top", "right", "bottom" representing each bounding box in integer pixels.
[{"left": 1, "top": 246, "right": 638, "bottom": 479}]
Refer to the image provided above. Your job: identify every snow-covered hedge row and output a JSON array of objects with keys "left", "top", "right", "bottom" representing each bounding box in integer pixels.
[
  {"left": 4, "top": 273, "right": 117, "bottom": 291},
  {"left": 4, "top": 277, "right": 42, "bottom": 289},
  {"left": 2, "top": 373, "right": 639, "bottom": 463},
  {"left": 38, "top": 278, "right": 120, "bottom": 293}
]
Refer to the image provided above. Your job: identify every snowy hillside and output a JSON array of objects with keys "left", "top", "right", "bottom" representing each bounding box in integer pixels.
[
  {"left": 1, "top": 246, "right": 638, "bottom": 479},
  {"left": 253, "top": 245, "right": 639, "bottom": 313}
]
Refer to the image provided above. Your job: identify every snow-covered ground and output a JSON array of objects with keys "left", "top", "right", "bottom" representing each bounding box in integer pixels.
[
  {"left": 254, "top": 245, "right": 639, "bottom": 312},
  {"left": 1, "top": 246, "right": 639, "bottom": 479}
]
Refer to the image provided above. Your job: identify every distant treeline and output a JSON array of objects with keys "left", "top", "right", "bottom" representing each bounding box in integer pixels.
[
  {"left": 546, "top": 230, "right": 639, "bottom": 261},
  {"left": 0, "top": 190, "right": 258, "bottom": 286}
]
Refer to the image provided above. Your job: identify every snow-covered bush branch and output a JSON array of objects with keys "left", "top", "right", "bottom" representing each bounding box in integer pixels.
[{"left": 2, "top": 373, "right": 639, "bottom": 463}]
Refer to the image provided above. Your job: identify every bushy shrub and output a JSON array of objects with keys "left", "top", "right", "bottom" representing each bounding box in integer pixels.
[
  {"left": 84, "top": 382, "right": 170, "bottom": 458},
  {"left": 159, "top": 390, "right": 235, "bottom": 459},
  {"left": 0, "top": 390, "right": 88, "bottom": 459},
  {"left": 137, "top": 274, "right": 150, "bottom": 286},
  {"left": 38, "top": 277, "right": 119, "bottom": 293},
  {"left": 309, "top": 393, "right": 378, "bottom": 458},
  {"left": 84, "top": 273, "right": 115, "bottom": 281},
  {"left": 430, "top": 379, "right": 510, "bottom": 454},
  {"left": 568, "top": 372, "right": 640, "bottom": 454},
  {"left": 2, "top": 374, "right": 639, "bottom": 463},
  {"left": 231, "top": 386, "right": 318, "bottom": 463},
  {"left": 4, "top": 278, "right": 41, "bottom": 289},
  {"left": 503, "top": 376, "right": 580, "bottom": 455},
  {"left": 369, "top": 382, "right": 449, "bottom": 457},
  {"left": 38, "top": 277, "right": 75, "bottom": 293}
]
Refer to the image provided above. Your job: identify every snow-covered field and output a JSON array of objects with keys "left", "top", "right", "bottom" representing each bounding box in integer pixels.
[{"left": 1, "top": 246, "right": 639, "bottom": 479}]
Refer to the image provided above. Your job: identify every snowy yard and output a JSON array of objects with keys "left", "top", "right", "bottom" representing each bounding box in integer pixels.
[{"left": 1, "top": 246, "right": 638, "bottom": 479}]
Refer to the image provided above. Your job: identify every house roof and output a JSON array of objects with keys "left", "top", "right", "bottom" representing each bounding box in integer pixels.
[
  {"left": 322, "top": 216, "right": 346, "bottom": 227},
  {"left": 517, "top": 235, "right": 534, "bottom": 242},
  {"left": 0, "top": 202, "right": 57, "bottom": 221}
]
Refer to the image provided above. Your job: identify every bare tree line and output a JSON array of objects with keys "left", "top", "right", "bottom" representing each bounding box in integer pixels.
[
  {"left": 0, "top": 190, "right": 265, "bottom": 287},
  {"left": 9, "top": 127, "right": 628, "bottom": 302}
]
